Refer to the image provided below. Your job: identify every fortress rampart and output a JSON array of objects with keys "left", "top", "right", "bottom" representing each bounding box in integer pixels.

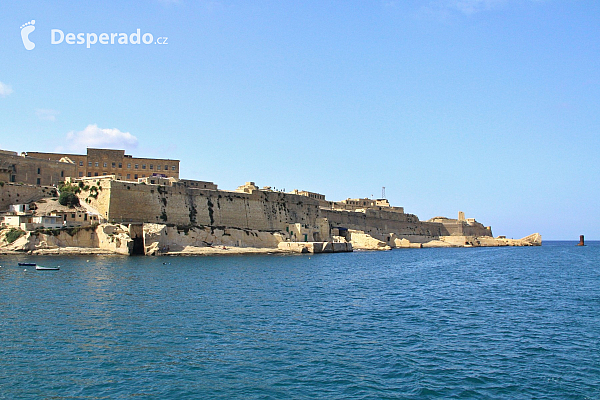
[
  {"left": 82, "top": 178, "right": 323, "bottom": 232},
  {"left": 1, "top": 177, "right": 540, "bottom": 254},
  {"left": 0, "top": 183, "right": 57, "bottom": 211},
  {"left": 77, "top": 178, "right": 493, "bottom": 244},
  {"left": 1, "top": 146, "right": 540, "bottom": 253}
]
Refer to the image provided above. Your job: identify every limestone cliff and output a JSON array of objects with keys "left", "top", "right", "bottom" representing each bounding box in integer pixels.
[{"left": 0, "top": 224, "right": 132, "bottom": 255}]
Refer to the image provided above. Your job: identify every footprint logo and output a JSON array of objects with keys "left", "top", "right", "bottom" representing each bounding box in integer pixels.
[{"left": 20, "top": 20, "right": 36, "bottom": 50}]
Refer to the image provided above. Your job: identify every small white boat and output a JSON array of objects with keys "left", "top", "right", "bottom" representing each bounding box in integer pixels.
[{"left": 36, "top": 265, "right": 60, "bottom": 271}]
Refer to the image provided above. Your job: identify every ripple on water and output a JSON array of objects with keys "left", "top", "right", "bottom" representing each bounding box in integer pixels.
[{"left": 1, "top": 244, "right": 600, "bottom": 399}]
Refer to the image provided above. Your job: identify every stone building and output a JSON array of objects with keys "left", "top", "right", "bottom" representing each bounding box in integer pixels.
[
  {"left": 25, "top": 148, "right": 180, "bottom": 182},
  {"left": 0, "top": 165, "right": 11, "bottom": 182},
  {"left": 329, "top": 198, "right": 404, "bottom": 213},
  {"left": 427, "top": 212, "right": 492, "bottom": 237},
  {"left": 0, "top": 150, "right": 77, "bottom": 186},
  {"left": 176, "top": 179, "right": 218, "bottom": 190},
  {"left": 236, "top": 182, "right": 260, "bottom": 193},
  {"left": 289, "top": 189, "right": 326, "bottom": 201}
]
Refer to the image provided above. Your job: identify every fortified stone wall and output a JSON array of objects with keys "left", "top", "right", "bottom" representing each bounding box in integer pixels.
[
  {"left": 437, "top": 220, "right": 493, "bottom": 237},
  {"left": 322, "top": 208, "right": 447, "bottom": 242},
  {"left": 76, "top": 179, "right": 492, "bottom": 243},
  {"left": 0, "top": 183, "right": 58, "bottom": 211},
  {"left": 83, "top": 180, "right": 323, "bottom": 232}
]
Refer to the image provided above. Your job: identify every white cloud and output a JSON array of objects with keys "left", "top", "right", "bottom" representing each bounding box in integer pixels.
[
  {"left": 36, "top": 109, "right": 60, "bottom": 122},
  {"left": 66, "top": 124, "right": 138, "bottom": 152},
  {"left": 0, "top": 81, "right": 14, "bottom": 97}
]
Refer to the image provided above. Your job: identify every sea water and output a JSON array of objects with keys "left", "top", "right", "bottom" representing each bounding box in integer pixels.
[{"left": 1, "top": 242, "right": 599, "bottom": 399}]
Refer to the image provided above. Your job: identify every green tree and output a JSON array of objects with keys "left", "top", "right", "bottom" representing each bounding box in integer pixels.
[{"left": 58, "top": 191, "right": 80, "bottom": 207}]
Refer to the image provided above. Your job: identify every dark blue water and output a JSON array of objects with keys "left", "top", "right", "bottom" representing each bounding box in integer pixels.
[{"left": 1, "top": 242, "right": 599, "bottom": 399}]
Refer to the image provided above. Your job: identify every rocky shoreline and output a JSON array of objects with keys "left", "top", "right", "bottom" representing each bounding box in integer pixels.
[
  {"left": 0, "top": 223, "right": 542, "bottom": 257},
  {"left": 0, "top": 246, "right": 288, "bottom": 257}
]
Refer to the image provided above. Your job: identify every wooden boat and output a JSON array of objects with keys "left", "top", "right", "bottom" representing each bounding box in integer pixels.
[
  {"left": 18, "top": 262, "right": 37, "bottom": 266},
  {"left": 35, "top": 265, "right": 60, "bottom": 271}
]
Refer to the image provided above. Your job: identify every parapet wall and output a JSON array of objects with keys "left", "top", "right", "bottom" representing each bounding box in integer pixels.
[{"left": 0, "top": 183, "right": 57, "bottom": 212}]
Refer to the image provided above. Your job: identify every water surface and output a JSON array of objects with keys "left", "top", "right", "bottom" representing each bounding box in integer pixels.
[{"left": 1, "top": 242, "right": 599, "bottom": 399}]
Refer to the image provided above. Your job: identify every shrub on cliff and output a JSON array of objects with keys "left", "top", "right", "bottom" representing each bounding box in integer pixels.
[
  {"left": 58, "top": 183, "right": 81, "bottom": 194},
  {"left": 5, "top": 228, "right": 25, "bottom": 244},
  {"left": 59, "top": 191, "right": 80, "bottom": 207}
]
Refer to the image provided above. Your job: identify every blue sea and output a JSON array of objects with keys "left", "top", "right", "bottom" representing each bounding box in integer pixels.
[{"left": 1, "top": 241, "right": 599, "bottom": 399}]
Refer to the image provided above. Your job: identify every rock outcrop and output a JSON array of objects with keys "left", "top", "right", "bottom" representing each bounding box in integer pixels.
[{"left": 0, "top": 224, "right": 132, "bottom": 255}]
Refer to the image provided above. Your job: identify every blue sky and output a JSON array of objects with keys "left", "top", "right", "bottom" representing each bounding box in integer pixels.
[{"left": 1, "top": 0, "right": 599, "bottom": 240}]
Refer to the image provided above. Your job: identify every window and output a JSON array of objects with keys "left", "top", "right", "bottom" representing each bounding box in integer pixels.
[
  {"left": 88, "top": 162, "right": 92, "bottom": 167},
  {"left": 171, "top": 166, "right": 176, "bottom": 171},
  {"left": 103, "top": 162, "right": 107, "bottom": 168},
  {"left": 165, "top": 165, "right": 168, "bottom": 170},
  {"left": 87, "top": 172, "right": 91, "bottom": 177},
  {"left": 37, "top": 168, "right": 41, "bottom": 174},
  {"left": 94, "top": 172, "right": 98, "bottom": 176},
  {"left": 157, "top": 165, "right": 161, "bottom": 170},
  {"left": 127, "top": 163, "right": 131, "bottom": 169},
  {"left": 135, "top": 164, "right": 138, "bottom": 169},
  {"left": 79, "top": 161, "right": 83, "bottom": 166},
  {"left": 79, "top": 172, "right": 83, "bottom": 177},
  {"left": 95, "top": 162, "right": 99, "bottom": 167},
  {"left": 127, "top": 174, "right": 131, "bottom": 179},
  {"left": 150, "top": 164, "right": 153, "bottom": 170},
  {"left": 119, "top": 163, "right": 122, "bottom": 168},
  {"left": 134, "top": 174, "right": 138, "bottom": 179},
  {"left": 60, "top": 171, "right": 64, "bottom": 177},
  {"left": 151, "top": 180, "right": 155, "bottom": 184},
  {"left": 36, "top": 178, "right": 41, "bottom": 184},
  {"left": 142, "top": 164, "right": 146, "bottom": 169},
  {"left": 71, "top": 214, "right": 75, "bottom": 219},
  {"left": 142, "top": 174, "right": 145, "bottom": 178},
  {"left": 112, "top": 162, "right": 116, "bottom": 168}
]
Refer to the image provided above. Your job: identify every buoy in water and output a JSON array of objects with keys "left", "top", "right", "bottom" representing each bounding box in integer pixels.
[{"left": 577, "top": 235, "right": 585, "bottom": 246}]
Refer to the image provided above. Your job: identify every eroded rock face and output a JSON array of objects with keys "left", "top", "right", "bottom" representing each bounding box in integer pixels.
[
  {"left": 348, "top": 230, "right": 391, "bottom": 251},
  {"left": 142, "top": 224, "right": 287, "bottom": 255},
  {"left": 0, "top": 222, "right": 542, "bottom": 256},
  {"left": 277, "top": 241, "right": 353, "bottom": 253},
  {"left": 96, "top": 224, "right": 133, "bottom": 255},
  {"left": 436, "top": 234, "right": 542, "bottom": 247},
  {"left": 0, "top": 224, "right": 132, "bottom": 255}
]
